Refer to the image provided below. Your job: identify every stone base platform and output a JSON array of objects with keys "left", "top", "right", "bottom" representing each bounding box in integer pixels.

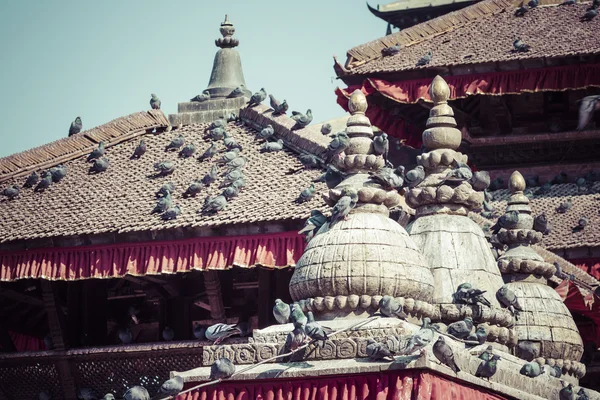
[{"left": 168, "top": 96, "right": 248, "bottom": 126}]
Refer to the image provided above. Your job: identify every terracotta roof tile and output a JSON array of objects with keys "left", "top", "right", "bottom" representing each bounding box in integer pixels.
[{"left": 346, "top": 1, "right": 600, "bottom": 75}]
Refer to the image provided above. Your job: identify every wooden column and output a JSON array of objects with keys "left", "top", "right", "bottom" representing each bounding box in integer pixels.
[
  {"left": 204, "top": 271, "right": 225, "bottom": 320},
  {"left": 66, "top": 281, "right": 82, "bottom": 347},
  {"left": 167, "top": 297, "right": 191, "bottom": 340},
  {"left": 82, "top": 280, "right": 108, "bottom": 346},
  {"left": 257, "top": 269, "right": 272, "bottom": 328}
]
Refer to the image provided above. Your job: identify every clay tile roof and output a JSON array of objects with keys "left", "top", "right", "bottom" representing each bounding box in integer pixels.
[
  {"left": 343, "top": 0, "right": 600, "bottom": 76},
  {"left": 0, "top": 111, "right": 328, "bottom": 244}
]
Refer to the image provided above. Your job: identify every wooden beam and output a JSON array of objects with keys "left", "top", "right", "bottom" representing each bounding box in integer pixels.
[
  {"left": 204, "top": 271, "right": 225, "bottom": 320},
  {"left": 0, "top": 288, "right": 43, "bottom": 307}
]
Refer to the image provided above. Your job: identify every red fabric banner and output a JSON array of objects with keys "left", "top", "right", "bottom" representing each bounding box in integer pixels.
[
  {"left": 180, "top": 370, "right": 507, "bottom": 400},
  {"left": 561, "top": 280, "right": 600, "bottom": 345},
  {"left": 0, "top": 232, "right": 305, "bottom": 282}
]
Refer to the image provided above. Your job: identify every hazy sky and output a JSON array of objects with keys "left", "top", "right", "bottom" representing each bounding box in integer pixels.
[{"left": 0, "top": 1, "right": 386, "bottom": 157}]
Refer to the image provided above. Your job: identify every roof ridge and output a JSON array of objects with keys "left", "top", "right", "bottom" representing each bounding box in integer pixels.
[{"left": 0, "top": 110, "right": 169, "bottom": 184}]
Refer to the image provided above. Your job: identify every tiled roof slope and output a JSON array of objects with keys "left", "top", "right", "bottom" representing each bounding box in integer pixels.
[
  {"left": 489, "top": 182, "right": 600, "bottom": 251},
  {"left": 0, "top": 110, "right": 169, "bottom": 184},
  {"left": 0, "top": 119, "right": 327, "bottom": 243},
  {"left": 345, "top": 0, "right": 600, "bottom": 75}
]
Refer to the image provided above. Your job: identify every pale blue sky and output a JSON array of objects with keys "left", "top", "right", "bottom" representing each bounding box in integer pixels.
[{"left": 0, "top": 1, "right": 386, "bottom": 157}]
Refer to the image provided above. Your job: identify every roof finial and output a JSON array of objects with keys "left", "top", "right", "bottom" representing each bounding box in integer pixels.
[
  {"left": 217, "top": 14, "right": 238, "bottom": 48},
  {"left": 348, "top": 89, "right": 368, "bottom": 114},
  {"left": 509, "top": 171, "right": 526, "bottom": 194},
  {"left": 429, "top": 75, "right": 450, "bottom": 105}
]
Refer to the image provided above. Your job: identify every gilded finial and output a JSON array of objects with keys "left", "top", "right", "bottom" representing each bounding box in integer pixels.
[
  {"left": 348, "top": 90, "right": 368, "bottom": 114},
  {"left": 429, "top": 75, "right": 450, "bottom": 105},
  {"left": 509, "top": 171, "right": 526, "bottom": 193}
]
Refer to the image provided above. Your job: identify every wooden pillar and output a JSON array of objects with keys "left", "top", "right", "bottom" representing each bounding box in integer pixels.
[
  {"left": 166, "top": 297, "right": 191, "bottom": 340},
  {"left": 257, "top": 269, "right": 272, "bottom": 328},
  {"left": 82, "top": 280, "right": 107, "bottom": 346},
  {"left": 204, "top": 271, "right": 225, "bottom": 320},
  {"left": 66, "top": 281, "right": 82, "bottom": 347},
  {"left": 0, "top": 326, "right": 15, "bottom": 353}
]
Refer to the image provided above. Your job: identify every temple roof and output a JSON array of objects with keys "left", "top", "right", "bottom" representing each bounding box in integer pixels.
[
  {"left": 342, "top": 0, "right": 600, "bottom": 76},
  {"left": 0, "top": 108, "right": 328, "bottom": 245}
]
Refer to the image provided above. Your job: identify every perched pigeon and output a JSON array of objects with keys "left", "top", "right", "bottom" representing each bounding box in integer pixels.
[
  {"left": 206, "top": 323, "right": 240, "bottom": 344},
  {"left": 184, "top": 180, "right": 203, "bottom": 198},
  {"left": 551, "top": 171, "right": 568, "bottom": 184},
  {"left": 290, "top": 303, "right": 308, "bottom": 330},
  {"left": 373, "top": 133, "right": 389, "bottom": 164},
  {"left": 162, "top": 326, "right": 175, "bottom": 341},
  {"left": 405, "top": 165, "right": 426, "bottom": 188},
  {"left": 210, "top": 357, "right": 236, "bottom": 380},
  {"left": 533, "top": 213, "right": 551, "bottom": 235},
  {"left": 379, "top": 295, "right": 407, "bottom": 319},
  {"left": 205, "top": 127, "right": 226, "bottom": 141},
  {"left": 202, "top": 195, "right": 228, "bottom": 214},
  {"left": 118, "top": 327, "right": 133, "bottom": 344},
  {"left": 226, "top": 156, "right": 246, "bottom": 171},
  {"left": 78, "top": 388, "right": 97, "bottom": 400},
  {"left": 247, "top": 88, "right": 267, "bottom": 108},
  {"left": 221, "top": 185, "right": 240, "bottom": 199},
  {"left": 581, "top": 6, "right": 598, "bottom": 20},
  {"left": 216, "top": 149, "right": 241, "bottom": 165},
  {"left": 480, "top": 345, "right": 494, "bottom": 361},
  {"left": 382, "top": 43, "right": 401, "bottom": 57},
  {"left": 273, "top": 299, "right": 291, "bottom": 324},
  {"left": 298, "top": 210, "right": 328, "bottom": 242},
  {"left": 150, "top": 93, "right": 161, "bottom": 110},
  {"left": 305, "top": 311, "right": 331, "bottom": 347},
  {"left": 520, "top": 361, "right": 544, "bottom": 378},
  {"left": 469, "top": 171, "right": 491, "bottom": 191},
  {"left": 528, "top": 0, "right": 538, "bottom": 7},
  {"left": 284, "top": 327, "right": 307, "bottom": 352},
  {"left": 513, "top": 37, "right": 531, "bottom": 52},
  {"left": 191, "top": 325, "right": 206, "bottom": 341},
  {"left": 298, "top": 153, "right": 320, "bottom": 169},
  {"left": 578, "top": 388, "right": 590, "bottom": 400},
  {"left": 291, "top": 109, "right": 313, "bottom": 130},
  {"left": 224, "top": 135, "right": 243, "bottom": 151},
  {"left": 261, "top": 139, "right": 284, "bottom": 152},
  {"left": 269, "top": 95, "right": 288, "bottom": 115},
  {"left": 330, "top": 187, "right": 359, "bottom": 226},
  {"left": 101, "top": 394, "right": 115, "bottom": 400},
  {"left": 131, "top": 140, "right": 146, "bottom": 159},
  {"left": 322, "top": 165, "right": 345, "bottom": 189},
  {"left": 556, "top": 199, "right": 572, "bottom": 213},
  {"left": 416, "top": 51, "right": 433, "bottom": 66},
  {"left": 24, "top": 171, "right": 39, "bottom": 188},
  {"left": 577, "top": 95, "right": 600, "bottom": 130},
  {"left": 476, "top": 355, "right": 500, "bottom": 380},
  {"left": 297, "top": 183, "right": 316, "bottom": 203},
  {"left": 221, "top": 168, "right": 244, "bottom": 187},
  {"left": 50, "top": 164, "right": 67, "bottom": 182},
  {"left": 228, "top": 86, "right": 245, "bottom": 98},
  {"left": 90, "top": 158, "right": 109, "bottom": 173},
  {"left": 433, "top": 337, "right": 460, "bottom": 373},
  {"left": 548, "top": 364, "right": 562, "bottom": 378},
  {"left": 515, "top": 3, "right": 528, "bottom": 16},
  {"left": 179, "top": 143, "right": 196, "bottom": 158},
  {"left": 87, "top": 142, "right": 105, "bottom": 162},
  {"left": 490, "top": 210, "right": 519, "bottom": 234},
  {"left": 156, "top": 182, "right": 176, "bottom": 198},
  {"left": 166, "top": 134, "right": 185, "bottom": 151},
  {"left": 229, "top": 177, "right": 246, "bottom": 191},
  {"left": 325, "top": 131, "right": 350, "bottom": 162},
  {"left": 453, "top": 283, "right": 491, "bottom": 307},
  {"left": 488, "top": 177, "right": 504, "bottom": 191},
  {"left": 69, "top": 117, "right": 83, "bottom": 136},
  {"left": 152, "top": 193, "right": 173, "bottom": 214},
  {"left": 366, "top": 338, "right": 394, "bottom": 360},
  {"left": 496, "top": 285, "right": 523, "bottom": 318},
  {"left": 154, "top": 161, "right": 175, "bottom": 176},
  {"left": 123, "top": 386, "right": 150, "bottom": 400},
  {"left": 35, "top": 171, "right": 53, "bottom": 191},
  {"left": 398, "top": 317, "right": 434, "bottom": 355},
  {"left": 162, "top": 205, "right": 181, "bottom": 220},
  {"left": 440, "top": 162, "right": 473, "bottom": 186},
  {"left": 257, "top": 124, "right": 275, "bottom": 141},
  {"left": 574, "top": 216, "right": 588, "bottom": 232},
  {"left": 369, "top": 166, "right": 405, "bottom": 190},
  {"left": 198, "top": 142, "right": 219, "bottom": 162},
  {"left": 191, "top": 91, "right": 210, "bottom": 102},
  {"left": 447, "top": 317, "right": 473, "bottom": 339},
  {"left": 559, "top": 383, "right": 574, "bottom": 400},
  {"left": 466, "top": 326, "right": 488, "bottom": 345},
  {"left": 320, "top": 123, "right": 332, "bottom": 135},
  {"left": 2, "top": 185, "right": 19, "bottom": 200},
  {"left": 158, "top": 375, "right": 183, "bottom": 396}
]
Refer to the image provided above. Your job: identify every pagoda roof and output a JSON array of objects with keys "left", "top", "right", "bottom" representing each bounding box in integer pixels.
[{"left": 341, "top": 0, "right": 600, "bottom": 77}]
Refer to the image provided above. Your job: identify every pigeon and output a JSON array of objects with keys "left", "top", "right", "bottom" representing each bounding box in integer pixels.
[
  {"left": 574, "top": 216, "right": 588, "bottom": 232},
  {"left": 322, "top": 165, "right": 346, "bottom": 189},
  {"left": 330, "top": 187, "right": 358, "bottom": 226},
  {"left": 556, "top": 199, "right": 572, "bottom": 213},
  {"left": 48, "top": 164, "right": 67, "bottom": 183},
  {"left": 269, "top": 95, "right": 288, "bottom": 115},
  {"left": 226, "top": 156, "right": 246, "bottom": 171},
  {"left": 90, "top": 157, "right": 109, "bottom": 173},
  {"left": 2, "top": 185, "right": 19, "bottom": 200},
  {"left": 221, "top": 168, "right": 244, "bottom": 187},
  {"left": 369, "top": 166, "right": 405, "bottom": 190},
  {"left": 166, "top": 134, "right": 185, "bottom": 151},
  {"left": 325, "top": 131, "right": 350, "bottom": 162},
  {"left": 382, "top": 43, "right": 401, "bottom": 57},
  {"left": 255, "top": 125, "right": 274, "bottom": 142},
  {"left": 123, "top": 386, "right": 150, "bottom": 400},
  {"left": 78, "top": 388, "right": 99, "bottom": 400},
  {"left": 466, "top": 326, "right": 488, "bottom": 345},
  {"left": 488, "top": 177, "right": 504, "bottom": 191},
  {"left": 577, "top": 95, "right": 600, "bottom": 130},
  {"left": 24, "top": 171, "right": 39, "bottom": 188},
  {"left": 152, "top": 193, "right": 173, "bottom": 214},
  {"left": 440, "top": 162, "right": 473, "bottom": 185},
  {"left": 150, "top": 93, "right": 161, "bottom": 110},
  {"left": 446, "top": 317, "right": 473, "bottom": 339},
  {"left": 298, "top": 210, "right": 328, "bottom": 242},
  {"left": 548, "top": 365, "right": 562, "bottom": 378},
  {"left": 228, "top": 86, "right": 245, "bottom": 98},
  {"left": 101, "top": 394, "right": 115, "bottom": 400},
  {"left": 154, "top": 161, "right": 175, "bottom": 176},
  {"left": 273, "top": 299, "right": 291, "bottom": 324},
  {"left": 290, "top": 303, "right": 308, "bottom": 330},
  {"left": 513, "top": 37, "right": 531, "bottom": 52},
  {"left": 87, "top": 142, "right": 105, "bottom": 161},
  {"left": 156, "top": 182, "right": 176, "bottom": 198},
  {"left": 551, "top": 171, "right": 568, "bottom": 184},
  {"left": 298, "top": 153, "right": 320, "bottom": 169},
  {"left": 284, "top": 327, "right": 307, "bottom": 352},
  {"left": 398, "top": 317, "right": 434, "bottom": 355},
  {"left": 373, "top": 133, "right": 389, "bottom": 163},
  {"left": 229, "top": 177, "right": 246, "bottom": 191},
  {"left": 515, "top": 3, "right": 528, "bottom": 16},
  {"left": 179, "top": 143, "right": 196, "bottom": 158},
  {"left": 198, "top": 142, "right": 219, "bottom": 162},
  {"left": 433, "top": 336, "right": 460, "bottom": 373},
  {"left": 469, "top": 171, "right": 491, "bottom": 191},
  {"left": 210, "top": 357, "right": 236, "bottom": 380},
  {"left": 366, "top": 338, "right": 395, "bottom": 360},
  {"left": 305, "top": 311, "right": 331, "bottom": 347},
  {"left": 204, "top": 323, "right": 239, "bottom": 344},
  {"left": 379, "top": 295, "right": 407, "bottom": 319},
  {"left": 405, "top": 165, "right": 425, "bottom": 188},
  {"left": 528, "top": 0, "right": 538, "bottom": 7},
  {"left": 581, "top": 5, "right": 598, "bottom": 20},
  {"left": 183, "top": 180, "right": 203, "bottom": 198},
  {"left": 291, "top": 109, "right": 313, "bottom": 130},
  {"left": 533, "top": 213, "right": 550, "bottom": 234},
  {"left": 490, "top": 210, "right": 519, "bottom": 234},
  {"left": 162, "top": 326, "right": 175, "bottom": 341},
  {"left": 453, "top": 283, "right": 491, "bottom": 307},
  {"left": 297, "top": 183, "right": 316, "bottom": 202},
  {"left": 69, "top": 116, "right": 83, "bottom": 136},
  {"left": 496, "top": 285, "right": 523, "bottom": 318},
  {"left": 191, "top": 91, "right": 210, "bottom": 102},
  {"left": 560, "top": 383, "right": 574, "bottom": 400},
  {"left": 520, "top": 361, "right": 544, "bottom": 378},
  {"left": 131, "top": 140, "right": 146, "bottom": 159},
  {"left": 221, "top": 185, "right": 240, "bottom": 199},
  {"left": 158, "top": 375, "right": 183, "bottom": 396},
  {"left": 559, "top": 0, "right": 576, "bottom": 6},
  {"left": 321, "top": 123, "right": 332, "bottom": 135},
  {"left": 118, "top": 327, "right": 133, "bottom": 344},
  {"left": 247, "top": 88, "right": 267, "bottom": 107},
  {"left": 162, "top": 205, "right": 181, "bottom": 220},
  {"left": 35, "top": 171, "right": 53, "bottom": 191},
  {"left": 261, "top": 139, "right": 284, "bottom": 152},
  {"left": 201, "top": 195, "right": 228, "bottom": 214},
  {"left": 224, "top": 136, "right": 243, "bottom": 151},
  {"left": 476, "top": 354, "right": 500, "bottom": 380},
  {"left": 205, "top": 127, "right": 226, "bottom": 141},
  {"left": 578, "top": 388, "right": 590, "bottom": 400},
  {"left": 479, "top": 345, "right": 494, "bottom": 362},
  {"left": 416, "top": 51, "right": 433, "bottom": 66}
]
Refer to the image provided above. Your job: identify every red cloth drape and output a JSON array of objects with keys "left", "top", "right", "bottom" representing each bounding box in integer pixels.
[
  {"left": 0, "top": 232, "right": 305, "bottom": 282},
  {"left": 559, "top": 280, "right": 600, "bottom": 345},
  {"left": 9, "top": 331, "right": 46, "bottom": 352},
  {"left": 571, "top": 258, "right": 600, "bottom": 281},
  {"left": 336, "top": 63, "right": 600, "bottom": 147},
  {"left": 180, "top": 370, "right": 507, "bottom": 400}
]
